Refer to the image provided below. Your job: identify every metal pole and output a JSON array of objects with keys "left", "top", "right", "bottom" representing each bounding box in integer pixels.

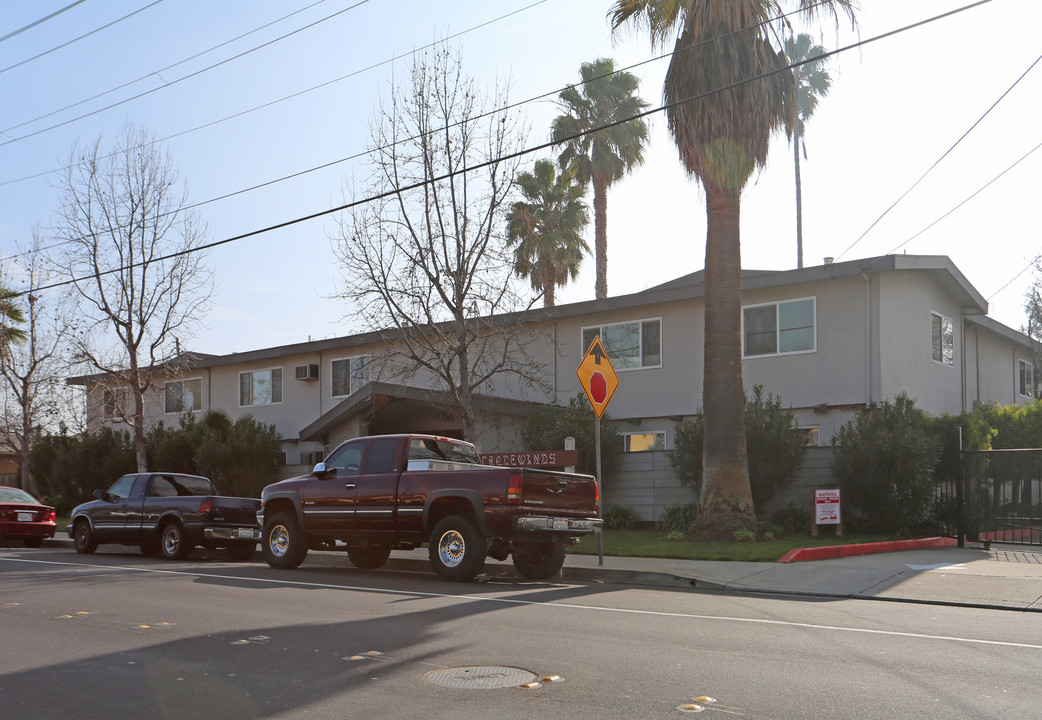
[
  {"left": 956, "top": 426, "right": 965, "bottom": 548},
  {"left": 596, "top": 415, "right": 603, "bottom": 566}
]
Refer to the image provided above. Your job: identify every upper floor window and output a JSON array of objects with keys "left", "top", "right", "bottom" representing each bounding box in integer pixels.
[
  {"left": 931, "top": 312, "right": 954, "bottom": 366},
  {"left": 239, "top": 368, "right": 282, "bottom": 407},
  {"left": 622, "top": 431, "right": 665, "bottom": 452},
  {"left": 1019, "top": 359, "right": 1035, "bottom": 398},
  {"left": 165, "top": 378, "right": 202, "bottom": 414},
  {"left": 332, "top": 355, "right": 370, "bottom": 397},
  {"left": 743, "top": 298, "right": 816, "bottom": 357},
  {"left": 103, "top": 388, "right": 126, "bottom": 421},
  {"left": 582, "top": 318, "right": 661, "bottom": 370}
]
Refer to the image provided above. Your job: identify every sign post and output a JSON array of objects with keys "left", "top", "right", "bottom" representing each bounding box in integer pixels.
[{"left": 577, "top": 335, "right": 619, "bottom": 565}]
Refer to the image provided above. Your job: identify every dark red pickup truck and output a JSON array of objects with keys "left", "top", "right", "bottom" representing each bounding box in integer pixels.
[{"left": 258, "top": 434, "right": 602, "bottom": 581}]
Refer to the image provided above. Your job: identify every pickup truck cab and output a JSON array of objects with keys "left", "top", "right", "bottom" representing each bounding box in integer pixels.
[
  {"left": 259, "top": 434, "right": 602, "bottom": 582},
  {"left": 68, "top": 472, "right": 261, "bottom": 561}
]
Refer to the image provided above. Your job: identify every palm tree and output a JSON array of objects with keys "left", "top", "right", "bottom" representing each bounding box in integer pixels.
[
  {"left": 610, "top": 1, "right": 856, "bottom": 538},
  {"left": 0, "top": 287, "right": 27, "bottom": 361},
  {"left": 506, "top": 160, "right": 591, "bottom": 308},
  {"left": 551, "top": 58, "right": 649, "bottom": 300},
  {"left": 784, "top": 33, "right": 832, "bottom": 269}
]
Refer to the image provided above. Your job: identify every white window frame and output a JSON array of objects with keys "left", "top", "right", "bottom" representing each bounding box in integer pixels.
[
  {"left": 330, "top": 355, "right": 371, "bottom": 398},
  {"left": 622, "top": 431, "right": 666, "bottom": 453},
  {"left": 164, "top": 377, "right": 202, "bottom": 414},
  {"left": 239, "top": 367, "right": 283, "bottom": 408},
  {"left": 798, "top": 426, "right": 821, "bottom": 446},
  {"left": 102, "top": 388, "right": 126, "bottom": 421},
  {"left": 930, "top": 311, "right": 955, "bottom": 367},
  {"left": 1019, "top": 359, "right": 1034, "bottom": 398},
  {"left": 742, "top": 297, "right": 817, "bottom": 358},
  {"left": 580, "top": 318, "right": 662, "bottom": 372}
]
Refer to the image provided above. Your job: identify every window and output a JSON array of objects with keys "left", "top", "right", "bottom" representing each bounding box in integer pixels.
[
  {"left": 1020, "top": 360, "right": 1035, "bottom": 398},
  {"left": 331, "top": 355, "right": 370, "bottom": 397},
  {"left": 105, "top": 475, "right": 137, "bottom": 502},
  {"left": 102, "top": 388, "right": 126, "bottom": 421},
  {"left": 323, "top": 441, "right": 364, "bottom": 475},
  {"left": 622, "top": 432, "right": 665, "bottom": 452},
  {"left": 364, "top": 438, "right": 398, "bottom": 474},
  {"left": 300, "top": 450, "right": 325, "bottom": 467},
  {"left": 798, "top": 427, "right": 820, "bottom": 446},
  {"left": 743, "top": 298, "right": 816, "bottom": 357},
  {"left": 931, "top": 312, "right": 954, "bottom": 365},
  {"left": 239, "top": 368, "right": 282, "bottom": 406},
  {"left": 582, "top": 319, "right": 661, "bottom": 370},
  {"left": 165, "top": 378, "right": 202, "bottom": 414}
]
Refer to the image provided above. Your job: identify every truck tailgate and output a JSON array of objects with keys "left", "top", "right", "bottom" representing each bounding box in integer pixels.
[
  {"left": 212, "top": 497, "right": 262, "bottom": 525},
  {"left": 521, "top": 469, "right": 597, "bottom": 512}
]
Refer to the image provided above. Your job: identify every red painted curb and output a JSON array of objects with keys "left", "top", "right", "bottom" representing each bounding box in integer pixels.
[{"left": 777, "top": 536, "right": 959, "bottom": 563}]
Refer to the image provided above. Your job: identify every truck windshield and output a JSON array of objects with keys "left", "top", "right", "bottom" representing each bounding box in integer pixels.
[{"left": 408, "top": 438, "right": 478, "bottom": 464}]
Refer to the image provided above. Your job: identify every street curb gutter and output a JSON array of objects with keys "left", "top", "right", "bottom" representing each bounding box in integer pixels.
[{"left": 777, "top": 536, "right": 959, "bottom": 563}]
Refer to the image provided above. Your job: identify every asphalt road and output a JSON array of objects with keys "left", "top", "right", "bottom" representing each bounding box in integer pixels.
[{"left": 2, "top": 546, "right": 1041, "bottom": 719}]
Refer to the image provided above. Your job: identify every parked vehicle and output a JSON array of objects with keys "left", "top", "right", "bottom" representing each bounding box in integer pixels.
[
  {"left": 68, "top": 473, "right": 261, "bottom": 561},
  {"left": 259, "top": 434, "right": 601, "bottom": 582},
  {"left": 0, "top": 486, "right": 56, "bottom": 547}
]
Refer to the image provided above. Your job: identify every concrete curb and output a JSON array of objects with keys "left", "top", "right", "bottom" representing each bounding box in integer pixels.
[{"left": 777, "top": 536, "right": 959, "bottom": 563}]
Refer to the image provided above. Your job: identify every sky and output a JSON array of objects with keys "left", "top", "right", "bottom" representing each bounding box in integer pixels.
[{"left": 1, "top": 0, "right": 1040, "bottom": 358}]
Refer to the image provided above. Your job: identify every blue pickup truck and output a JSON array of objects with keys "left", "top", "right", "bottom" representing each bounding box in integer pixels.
[{"left": 68, "top": 472, "right": 261, "bottom": 561}]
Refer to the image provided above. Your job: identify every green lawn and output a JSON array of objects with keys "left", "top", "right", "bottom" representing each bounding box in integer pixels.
[{"left": 569, "top": 529, "right": 904, "bottom": 563}]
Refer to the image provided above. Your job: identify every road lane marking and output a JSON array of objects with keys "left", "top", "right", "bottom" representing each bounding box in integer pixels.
[{"left": 3, "top": 555, "right": 1041, "bottom": 651}]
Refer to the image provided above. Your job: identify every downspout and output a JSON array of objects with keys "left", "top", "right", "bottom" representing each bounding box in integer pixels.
[
  {"left": 861, "top": 270, "right": 872, "bottom": 408},
  {"left": 959, "top": 314, "right": 967, "bottom": 413}
]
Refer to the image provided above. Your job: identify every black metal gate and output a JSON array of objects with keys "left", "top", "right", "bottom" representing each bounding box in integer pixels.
[{"left": 959, "top": 449, "right": 1042, "bottom": 547}]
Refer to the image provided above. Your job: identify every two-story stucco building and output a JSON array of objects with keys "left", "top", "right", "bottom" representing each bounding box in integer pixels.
[{"left": 73, "top": 255, "right": 1038, "bottom": 520}]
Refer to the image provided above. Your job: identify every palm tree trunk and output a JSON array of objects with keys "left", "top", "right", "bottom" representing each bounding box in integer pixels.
[
  {"left": 794, "top": 133, "right": 804, "bottom": 269},
  {"left": 699, "top": 184, "right": 755, "bottom": 537},
  {"left": 593, "top": 176, "right": 608, "bottom": 300}
]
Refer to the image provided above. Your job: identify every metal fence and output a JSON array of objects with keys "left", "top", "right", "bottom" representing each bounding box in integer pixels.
[{"left": 958, "top": 449, "right": 1042, "bottom": 547}]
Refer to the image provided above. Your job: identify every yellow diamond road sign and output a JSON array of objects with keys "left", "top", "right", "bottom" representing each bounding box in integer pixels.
[{"left": 577, "top": 335, "right": 618, "bottom": 419}]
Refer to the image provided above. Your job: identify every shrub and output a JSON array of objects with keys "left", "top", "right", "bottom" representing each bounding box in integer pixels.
[
  {"left": 660, "top": 503, "right": 698, "bottom": 535},
  {"left": 832, "top": 393, "right": 942, "bottom": 534},
  {"left": 771, "top": 503, "right": 811, "bottom": 535},
  {"left": 521, "top": 392, "right": 620, "bottom": 477},
  {"left": 733, "top": 528, "right": 756, "bottom": 542},
  {"left": 603, "top": 505, "right": 638, "bottom": 530},
  {"left": 667, "top": 385, "right": 806, "bottom": 507},
  {"left": 756, "top": 522, "right": 782, "bottom": 540}
]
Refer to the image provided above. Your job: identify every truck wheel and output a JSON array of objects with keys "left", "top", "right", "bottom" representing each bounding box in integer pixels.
[
  {"left": 73, "top": 520, "right": 97, "bottom": 554},
  {"left": 160, "top": 522, "right": 192, "bottom": 560},
  {"left": 227, "top": 542, "right": 256, "bottom": 562},
  {"left": 347, "top": 545, "right": 391, "bottom": 570},
  {"left": 262, "top": 511, "right": 308, "bottom": 569},
  {"left": 512, "top": 540, "right": 567, "bottom": 580},
  {"left": 429, "top": 515, "right": 486, "bottom": 582}
]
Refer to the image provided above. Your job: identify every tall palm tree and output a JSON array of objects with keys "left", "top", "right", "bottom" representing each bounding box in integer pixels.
[
  {"left": 551, "top": 58, "right": 649, "bottom": 300},
  {"left": 610, "top": 1, "right": 856, "bottom": 538},
  {"left": 506, "top": 160, "right": 591, "bottom": 308},
  {"left": 0, "top": 287, "right": 28, "bottom": 361},
  {"left": 784, "top": 33, "right": 832, "bottom": 269}
]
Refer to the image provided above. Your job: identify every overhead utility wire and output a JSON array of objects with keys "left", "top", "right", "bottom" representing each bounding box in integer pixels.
[
  {"left": 0, "top": 0, "right": 328, "bottom": 126},
  {"left": 13, "top": 0, "right": 991, "bottom": 299},
  {"left": 0, "top": 0, "right": 547, "bottom": 186},
  {"left": 0, "top": 1, "right": 163, "bottom": 76},
  {"left": 0, "top": 0, "right": 804, "bottom": 264},
  {"left": 0, "top": 0, "right": 87, "bottom": 43},
  {"left": 0, "top": 0, "right": 371, "bottom": 144},
  {"left": 836, "top": 48, "right": 1041, "bottom": 263}
]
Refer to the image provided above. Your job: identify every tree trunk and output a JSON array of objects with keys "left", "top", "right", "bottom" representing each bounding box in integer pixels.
[
  {"left": 20, "top": 377, "right": 32, "bottom": 493},
  {"left": 593, "top": 176, "right": 608, "bottom": 300},
  {"left": 794, "top": 132, "right": 804, "bottom": 269},
  {"left": 698, "top": 184, "right": 755, "bottom": 539}
]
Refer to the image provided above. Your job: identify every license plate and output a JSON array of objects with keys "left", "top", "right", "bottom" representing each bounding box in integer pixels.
[
  {"left": 237, "top": 528, "right": 255, "bottom": 539},
  {"left": 17, "top": 512, "right": 33, "bottom": 522},
  {"left": 553, "top": 518, "right": 568, "bottom": 530}
]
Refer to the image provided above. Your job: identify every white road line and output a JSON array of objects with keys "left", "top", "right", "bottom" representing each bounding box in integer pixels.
[{"left": 3, "top": 555, "right": 1040, "bottom": 651}]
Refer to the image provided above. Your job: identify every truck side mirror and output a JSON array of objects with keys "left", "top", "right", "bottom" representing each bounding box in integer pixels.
[
  {"left": 312, "top": 462, "right": 328, "bottom": 475},
  {"left": 93, "top": 489, "right": 107, "bottom": 502}
]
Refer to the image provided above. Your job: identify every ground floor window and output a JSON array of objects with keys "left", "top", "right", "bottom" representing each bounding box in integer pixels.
[{"left": 622, "top": 431, "right": 665, "bottom": 452}]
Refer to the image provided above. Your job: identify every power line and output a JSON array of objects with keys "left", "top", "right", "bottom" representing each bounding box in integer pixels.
[
  {"left": 0, "top": 0, "right": 370, "bottom": 144},
  {"left": 0, "top": 0, "right": 87, "bottom": 43},
  {"left": 12, "top": 0, "right": 993, "bottom": 299},
  {"left": 0, "top": 1, "right": 163, "bottom": 76}
]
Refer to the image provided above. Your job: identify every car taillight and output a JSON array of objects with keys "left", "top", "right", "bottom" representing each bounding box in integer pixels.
[
  {"left": 507, "top": 472, "right": 523, "bottom": 504},
  {"left": 594, "top": 482, "right": 600, "bottom": 514},
  {"left": 43, "top": 510, "right": 56, "bottom": 523},
  {"left": 199, "top": 499, "right": 213, "bottom": 516}
]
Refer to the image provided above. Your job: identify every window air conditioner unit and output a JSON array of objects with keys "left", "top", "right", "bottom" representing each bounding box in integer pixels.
[{"left": 295, "top": 364, "right": 319, "bottom": 381}]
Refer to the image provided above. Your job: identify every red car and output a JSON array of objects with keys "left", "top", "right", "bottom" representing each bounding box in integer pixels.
[{"left": 0, "top": 486, "right": 57, "bottom": 548}]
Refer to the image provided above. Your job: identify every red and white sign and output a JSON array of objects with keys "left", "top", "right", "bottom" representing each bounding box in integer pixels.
[{"left": 814, "top": 488, "right": 841, "bottom": 525}]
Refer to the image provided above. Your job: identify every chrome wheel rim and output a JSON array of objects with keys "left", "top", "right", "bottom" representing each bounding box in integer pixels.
[
  {"left": 162, "top": 528, "right": 180, "bottom": 554},
  {"left": 269, "top": 525, "right": 290, "bottom": 558},
  {"left": 438, "top": 530, "right": 465, "bottom": 568}
]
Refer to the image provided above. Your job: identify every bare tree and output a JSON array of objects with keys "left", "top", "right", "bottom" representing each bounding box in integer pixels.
[
  {"left": 0, "top": 234, "right": 77, "bottom": 492},
  {"left": 332, "top": 47, "right": 547, "bottom": 442},
  {"left": 52, "top": 124, "right": 213, "bottom": 472}
]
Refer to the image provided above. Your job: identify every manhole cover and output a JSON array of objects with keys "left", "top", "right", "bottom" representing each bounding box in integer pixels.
[{"left": 424, "top": 666, "right": 537, "bottom": 690}]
